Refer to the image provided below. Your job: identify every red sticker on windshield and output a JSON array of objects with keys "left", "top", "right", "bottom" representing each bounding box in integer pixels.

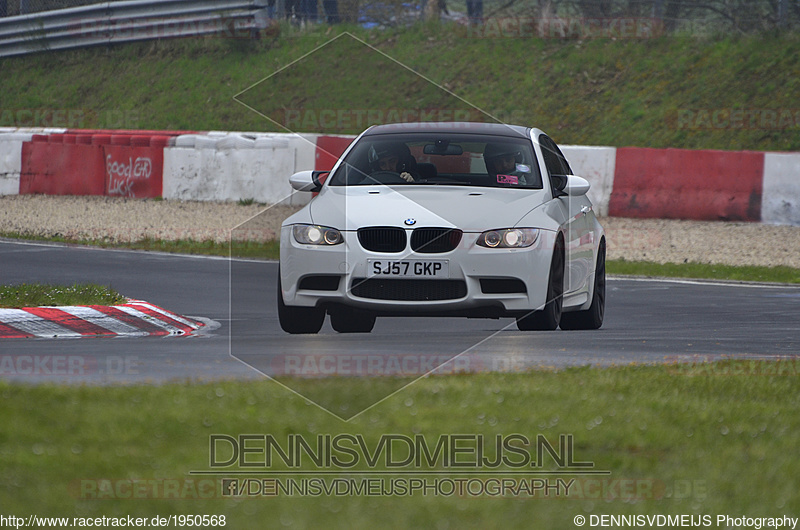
[{"left": 497, "top": 174, "right": 519, "bottom": 184}]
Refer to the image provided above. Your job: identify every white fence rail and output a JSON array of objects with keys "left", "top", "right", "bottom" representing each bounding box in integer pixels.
[{"left": 0, "top": 0, "right": 271, "bottom": 58}]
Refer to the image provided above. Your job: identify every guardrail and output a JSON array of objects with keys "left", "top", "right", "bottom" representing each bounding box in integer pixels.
[{"left": 0, "top": 0, "right": 271, "bottom": 58}]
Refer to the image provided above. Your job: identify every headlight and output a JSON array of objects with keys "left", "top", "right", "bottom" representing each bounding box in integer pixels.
[
  {"left": 476, "top": 228, "right": 539, "bottom": 248},
  {"left": 293, "top": 224, "right": 343, "bottom": 245}
]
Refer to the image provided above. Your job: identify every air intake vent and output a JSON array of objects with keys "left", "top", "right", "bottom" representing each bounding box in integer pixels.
[
  {"left": 357, "top": 227, "right": 406, "bottom": 253},
  {"left": 298, "top": 276, "right": 341, "bottom": 291},
  {"left": 479, "top": 278, "right": 527, "bottom": 294},
  {"left": 350, "top": 279, "right": 467, "bottom": 301},
  {"left": 411, "top": 228, "right": 462, "bottom": 253}
]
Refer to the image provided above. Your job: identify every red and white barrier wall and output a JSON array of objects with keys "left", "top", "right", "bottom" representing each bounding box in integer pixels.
[
  {"left": 1, "top": 127, "right": 798, "bottom": 226},
  {"left": 0, "top": 128, "right": 355, "bottom": 207},
  {"left": 1, "top": 127, "right": 185, "bottom": 199}
]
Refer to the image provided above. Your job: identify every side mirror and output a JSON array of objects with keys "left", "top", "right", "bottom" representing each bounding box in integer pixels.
[
  {"left": 289, "top": 170, "right": 328, "bottom": 192},
  {"left": 563, "top": 175, "right": 590, "bottom": 196},
  {"left": 554, "top": 175, "right": 590, "bottom": 197}
]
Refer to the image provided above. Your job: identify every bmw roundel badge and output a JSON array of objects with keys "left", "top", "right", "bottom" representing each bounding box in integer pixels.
[{"left": 404, "top": 218, "right": 416, "bottom": 226}]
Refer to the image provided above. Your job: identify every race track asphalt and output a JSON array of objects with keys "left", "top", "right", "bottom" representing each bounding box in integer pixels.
[{"left": 2, "top": 239, "right": 799, "bottom": 386}]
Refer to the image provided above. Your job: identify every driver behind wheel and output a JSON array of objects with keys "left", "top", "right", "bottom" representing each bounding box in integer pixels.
[{"left": 368, "top": 143, "right": 420, "bottom": 182}]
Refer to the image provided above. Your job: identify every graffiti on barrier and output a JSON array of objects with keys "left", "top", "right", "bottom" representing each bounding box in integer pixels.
[{"left": 106, "top": 155, "right": 152, "bottom": 197}]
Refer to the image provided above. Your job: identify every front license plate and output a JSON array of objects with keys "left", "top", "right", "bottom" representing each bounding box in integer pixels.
[{"left": 367, "top": 260, "right": 449, "bottom": 278}]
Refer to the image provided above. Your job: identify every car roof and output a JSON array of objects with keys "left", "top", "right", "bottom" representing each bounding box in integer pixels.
[{"left": 361, "top": 122, "right": 533, "bottom": 138}]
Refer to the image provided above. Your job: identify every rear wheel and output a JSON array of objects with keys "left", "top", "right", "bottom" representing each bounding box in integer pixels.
[
  {"left": 517, "top": 235, "right": 564, "bottom": 331},
  {"left": 560, "top": 239, "right": 605, "bottom": 330},
  {"left": 277, "top": 267, "right": 325, "bottom": 334},
  {"left": 329, "top": 306, "right": 376, "bottom": 333}
]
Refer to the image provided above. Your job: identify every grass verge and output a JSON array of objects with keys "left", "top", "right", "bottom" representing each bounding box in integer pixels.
[
  {"left": 0, "top": 283, "right": 127, "bottom": 308},
  {"left": 607, "top": 259, "right": 800, "bottom": 284},
  {"left": 104, "top": 238, "right": 281, "bottom": 259},
  {"left": 1, "top": 233, "right": 281, "bottom": 259},
  {"left": 1, "top": 363, "right": 798, "bottom": 524},
  {"left": 2, "top": 25, "right": 800, "bottom": 151}
]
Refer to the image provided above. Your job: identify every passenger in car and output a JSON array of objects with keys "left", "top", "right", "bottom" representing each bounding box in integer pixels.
[{"left": 483, "top": 143, "right": 529, "bottom": 185}]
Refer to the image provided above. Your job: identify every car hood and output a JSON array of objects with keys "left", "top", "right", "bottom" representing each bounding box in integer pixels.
[{"left": 308, "top": 186, "right": 550, "bottom": 232}]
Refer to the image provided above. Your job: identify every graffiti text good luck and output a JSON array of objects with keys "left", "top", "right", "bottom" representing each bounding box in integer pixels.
[{"left": 107, "top": 155, "right": 152, "bottom": 196}]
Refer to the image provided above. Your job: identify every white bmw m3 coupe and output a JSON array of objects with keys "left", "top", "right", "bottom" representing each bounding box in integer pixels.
[{"left": 278, "top": 122, "right": 605, "bottom": 334}]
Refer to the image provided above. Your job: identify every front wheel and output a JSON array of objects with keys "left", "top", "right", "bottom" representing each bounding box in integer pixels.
[
  {"left": 560, "top": 239, "right": 605, "bottom": 330},
  {"left": 277, "top": 267, "right": 325, "bottom": 334},
  {"left": 516, "top": 235, "right": 564, "bottom": 331}
]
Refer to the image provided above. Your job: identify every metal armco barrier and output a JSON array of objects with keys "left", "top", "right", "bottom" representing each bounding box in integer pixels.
[{"left": 0, "top": 0, "right": 271, "bottom": 58}]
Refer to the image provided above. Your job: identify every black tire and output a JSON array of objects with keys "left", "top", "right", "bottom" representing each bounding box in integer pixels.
[
  {"left": 329, "top": 306, "right": 377, "bottom": 333},
  {"left": 560, "top": 239, "right": 605, "bottom": 331},
  {"left": 277, "top": 267, "right": 325, "bottom": 334},
  {"left": 517, "top": 235, "right": 564, "bottom": 331}
]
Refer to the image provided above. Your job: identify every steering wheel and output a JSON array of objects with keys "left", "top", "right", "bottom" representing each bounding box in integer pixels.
[{"left": 364, "top": 171, "right": 408, "bottom": 184}]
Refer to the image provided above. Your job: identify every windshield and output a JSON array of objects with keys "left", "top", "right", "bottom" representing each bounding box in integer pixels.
[{"left": 328, "top": 133, "right": 542, "bottom": 189}]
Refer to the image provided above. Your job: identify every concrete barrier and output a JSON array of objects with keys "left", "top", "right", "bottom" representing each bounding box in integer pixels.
[
  {"left": 2, "top": 129, "right": 351, "bottom": 204},
  {"left": 21, "top": 137, "right": 106, "bottom": 195},
  {"left": 560, "top": 145, "right": 616, "bottom": 217},
  {"left": 162, "top": 132, "right": 320, "bottom": 205},
  {"left": 762, "top": 152, "right": 800, "bottom": 226},
  {"left": 609, "top": 147, "right": 765, "bottom": 222},
  {"left": 19, "top": 131, "right": 176, "bottom": 198},
  {"left": 0, "top": 132, "right": 31, "bottom": 195},
  {"left": 105, "top": 135, "right": 170, "bottom": 197},
  {"left": 2, "top": 127, "right": 799, "bottom": 227}
]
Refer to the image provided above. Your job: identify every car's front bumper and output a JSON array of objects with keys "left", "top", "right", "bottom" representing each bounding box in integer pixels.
[{"left": 279, "top": 226, "right": 558, "bottom": 318}]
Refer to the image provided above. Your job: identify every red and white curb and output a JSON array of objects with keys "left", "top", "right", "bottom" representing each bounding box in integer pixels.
[{"left": 0, "top": 301, "right": 204, "bottom": 339}]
